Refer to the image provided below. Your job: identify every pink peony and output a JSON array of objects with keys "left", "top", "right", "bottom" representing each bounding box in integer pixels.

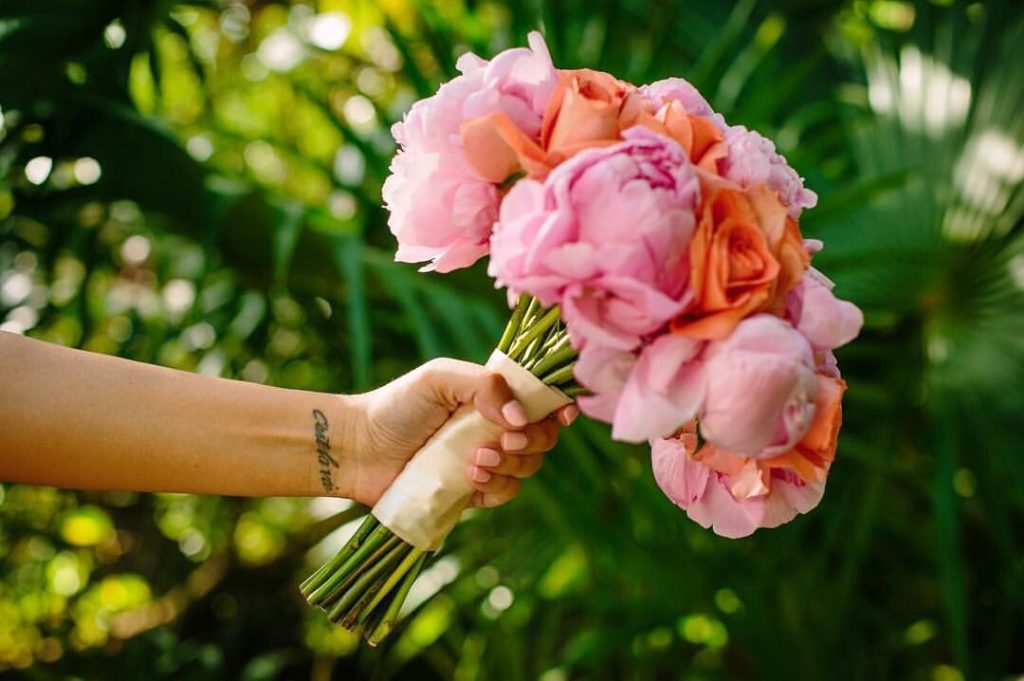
[
  {"left": 787, "top": 268, "right": 863, "bottom": 351},
  {"left": 571, "top": 345, "right": 636, "bottom": 425},
  {"left": 574, "top": 334, "right": 706, "bottom": 443},
  {"left": 489, "top": 126, "right": 700, "bottom": 350},
  {"left": 720, "top": 125, "right": 817, "bottom": 218},
  {"left": 382, "top": 32, "right": 557, "bottom": 273},
  {"left": 816, "top": 349, "right": 840, "bottom": 378},
  {"left": 651, "top": 432, "right": 826, "bottom": 538},
  {"left": 639, "top": 77, "right": 723, "bottom": 125},
  {"left": 698, "top": 315, "right": 817, "bottom": 457}
]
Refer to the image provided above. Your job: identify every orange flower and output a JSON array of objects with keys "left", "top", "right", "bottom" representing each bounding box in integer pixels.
[
  {"left": 691, "top": 374, "right": 846, "bottom": 500},
  {"left": 461, "top": 69, "right": 645, "bottom": 182},
  {"left": 761, "top": 374, "right": 846, "bottom": 483},
  {"left": 671, "top": 179, "right": 808, "bottom": 340},
  {"left": 460, "top": 68, "right": 733, "bottom": 185},
  {"left": 542, "top": 69, "right": 644, "bottom": 160},
  {"left": 633, "top": 100, "right": 727, "bottom": 172}
]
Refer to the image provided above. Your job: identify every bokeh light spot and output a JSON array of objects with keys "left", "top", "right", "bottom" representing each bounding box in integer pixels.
[
  {"left": 333, "top": 146, "right": 365, "bottom": 185},
  {"left": 932, "top": 665, "right": 965, "bottom": 681},
  {"left": 120, "top": 235, "right": 151, "bottom": 264},
  {"left": 47, "top": 552, "right": 84, "bottom": 596},
  {"left": 904, "top": 619, "right": 937, "bottom": 645},
  {"left": 258, "top": 30, "right": 306, "bottom": 72},
  {"left": 186, "top": 134, "right": 213, "bottom": 161},
  {"left": 163, "top": 279, "right": 196, "bottom": 313},
  {"left": 24, "top": 157, "right": 53, "bottom": 185},
  {"left": 487, "top": 585, "right": 514, "bottom": 611},
  {"left": 678, "top": 613, "right": 729, "bottom": 649},
  {"left": 306, "top": 13, "right": 350, "bottom": 50},
  {"left": 328, "top": 190, "right": 356, "bottom": 220},
  {"left": 61, "top": 506, "right": 114, "bottom": 547},
  {"left": 219, "top": 5, "right": 250, "bottom": 41},
  {"left": 343, "top": 95, "right": 376, "bottom": 129},
  {"left": 73, "top": 157, "right": 101, "bottom": 185},
  {"left": 953, "top": 468, "right": 976, "bottom": 498},
  {"left": 1, "top": 271, "right": 32, "bottom": 306},
  {"left": 714, "top": 588, "right": 743, "bottom": 614},
  {"left": 103, "top": 20, "right": 126, "bottom": 49}
]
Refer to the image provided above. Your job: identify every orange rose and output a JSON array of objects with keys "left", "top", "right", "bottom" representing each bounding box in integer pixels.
[
  {"left": 769, "top": 213, "right": 808, "bottom": 315},
  {"left": 460, "top": 113, "right": 536, "bottom": 183},
  {"left": 634, "top": 100, "right": 728, "bottom": 172},
  {"left": 541, "top": 69, "right": 647, "bottom": 160},
  {"left": 671, "top": 180, "right": 808, "bottom": 340},
  {"left": 461, "top": 69, "right": 644, "bottom": 182}
]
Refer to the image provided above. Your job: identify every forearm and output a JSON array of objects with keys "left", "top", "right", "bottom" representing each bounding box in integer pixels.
[{"left": 0, "top": 332, "right": 361, "bottom": 498}]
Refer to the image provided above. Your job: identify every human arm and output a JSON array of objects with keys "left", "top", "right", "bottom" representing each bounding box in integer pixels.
[{"left": 0, "top": 332, "right": 576, "bottom": 506}]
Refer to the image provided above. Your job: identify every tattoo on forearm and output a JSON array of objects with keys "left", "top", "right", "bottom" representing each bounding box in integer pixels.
[{"left": 313, "top": 409, "right": 339, "bottom": 493}]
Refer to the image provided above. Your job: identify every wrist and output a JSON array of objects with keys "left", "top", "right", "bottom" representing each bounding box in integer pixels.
[{"left": 313, "top": 393, "right": 368, "bottom": 501}]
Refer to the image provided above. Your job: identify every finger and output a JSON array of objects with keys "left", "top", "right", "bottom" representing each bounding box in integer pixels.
[
  {"left": 468, "top": 370, "right": 524, "bottom": 429},
  {"left": 474, "top": 448, "right": 545, "bottom": 478},
  {"left": 556, "top": 403, "right": 579, "bottom": 426},
  {"left": 465, "top": 471, "right": 521, "bottom": 508},
  {"left": 418, "top": 358, "right": 524, "bottom": 429},
  {"left": 499, "top": 418, "right": 560, "bottom": 454}
]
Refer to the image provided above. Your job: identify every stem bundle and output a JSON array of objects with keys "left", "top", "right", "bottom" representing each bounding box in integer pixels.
[{"left": 302, "top": 295, "right": 580, "bottom": 643}]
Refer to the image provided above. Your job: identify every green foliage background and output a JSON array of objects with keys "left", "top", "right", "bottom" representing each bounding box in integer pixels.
[{"left": 1, "top": 0, "right": 1022, "bottom": 678}]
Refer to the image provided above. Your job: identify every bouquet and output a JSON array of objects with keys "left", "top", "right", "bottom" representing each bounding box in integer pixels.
[{"left": 301, "top": 32, "right": 863, "bottom": 643}]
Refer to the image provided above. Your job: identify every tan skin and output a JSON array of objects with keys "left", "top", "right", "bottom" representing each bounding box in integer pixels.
[{"left": 0, "top": 332, "right": 578, "bottom": 509}]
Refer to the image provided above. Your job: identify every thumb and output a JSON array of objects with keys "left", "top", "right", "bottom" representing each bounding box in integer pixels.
[{"left": 417, "top": 358, "right": 528, "bottom": 429}]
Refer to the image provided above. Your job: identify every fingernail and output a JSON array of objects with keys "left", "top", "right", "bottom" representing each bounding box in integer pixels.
[
  {"left": 476, "top": 448, "right": 501, "bottom": 467},
  {"left": 558, "top": 404, "right": 580, "bottom": 426},
  {"left": 501, "top": 400, "right": 528, "bottom": 427},
  {"left": 502, "top": 431, "right": 528, "bottom": 451},
  {"left": 472, "top": 467, "right": 492, "bottom": 483},
  {"left": 482, "top": 494, "right": 500, "bottom": 508}
]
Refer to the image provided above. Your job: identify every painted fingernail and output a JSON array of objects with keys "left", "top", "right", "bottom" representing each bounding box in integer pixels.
[
  {"left": 476, "top": 447, "right": 501, "bottom": 467},
  {"left": 558, "top": 404, "right": 580, "bottom": 426},
  {"left": 472, "top": 467, "right": 492, "bottom": 483},
  {"left": 501, "top": 400, "right": 528, "bottom": 427},
  {"left": 502, "top": 431, "right": 528, "bottom": 451}
]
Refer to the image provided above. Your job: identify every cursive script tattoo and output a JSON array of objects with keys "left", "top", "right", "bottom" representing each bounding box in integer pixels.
[{"left": 313, "top": 409, "right": 339, "bottom": 493}]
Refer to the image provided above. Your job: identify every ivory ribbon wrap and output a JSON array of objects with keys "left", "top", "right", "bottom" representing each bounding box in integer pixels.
[{"left": 371, "top": 350, "right": 571, "bottom": 551}]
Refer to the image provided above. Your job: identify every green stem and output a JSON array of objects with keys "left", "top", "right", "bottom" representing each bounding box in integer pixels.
[
  {"left": 520, "top": 336, "right": 542, "bottom": 366},
  {"left": 307, "top": 526, "right": 394, "bottom": 606},
  {"left": 356, "top": 546, "right": 425, "bottom": 624},
  {"left": 561, "top": 384, "right": 589, "bottom": 397},
  {"left": 540, "top": 364, "right": 576, "bottom": 386},
  {"left": 508, "top": 307, "right": 561, "bottom": 361},
  {"left": 301, "top": 515, "right": 377, "bottom": 595},
  {"left": 497, "top": 294, "right": 530, "bottom": 354},
  {"left": 529, "top": 335, "right": 575, "bottom": 378},
  {"left": 328, "top": 540, "right": 407, "bottom": 624},
  {"left": 524, "top": 323, "right": 563, "bottom": 369},
  {"left": 342, "top": 563, "right": 399, "bottom": 629},
  {"left": 316, "top": 533, "right": 404, "bottom": 610},
  {"left": 540, "top": 323, "right": 566, "bottom": 351},
  {"left": 520, "top": 296, "right": 540, "bottom": 328},
  {"left": 359, "top": 591, "right": 392, "bottom": 638},
  {"left": 366, "top": 552, "right": 428, "bottom": 646}
]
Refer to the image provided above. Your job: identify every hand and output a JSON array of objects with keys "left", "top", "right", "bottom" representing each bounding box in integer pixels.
[{"left": 340, "top": 358, "right": 578, "bottom": 508}]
